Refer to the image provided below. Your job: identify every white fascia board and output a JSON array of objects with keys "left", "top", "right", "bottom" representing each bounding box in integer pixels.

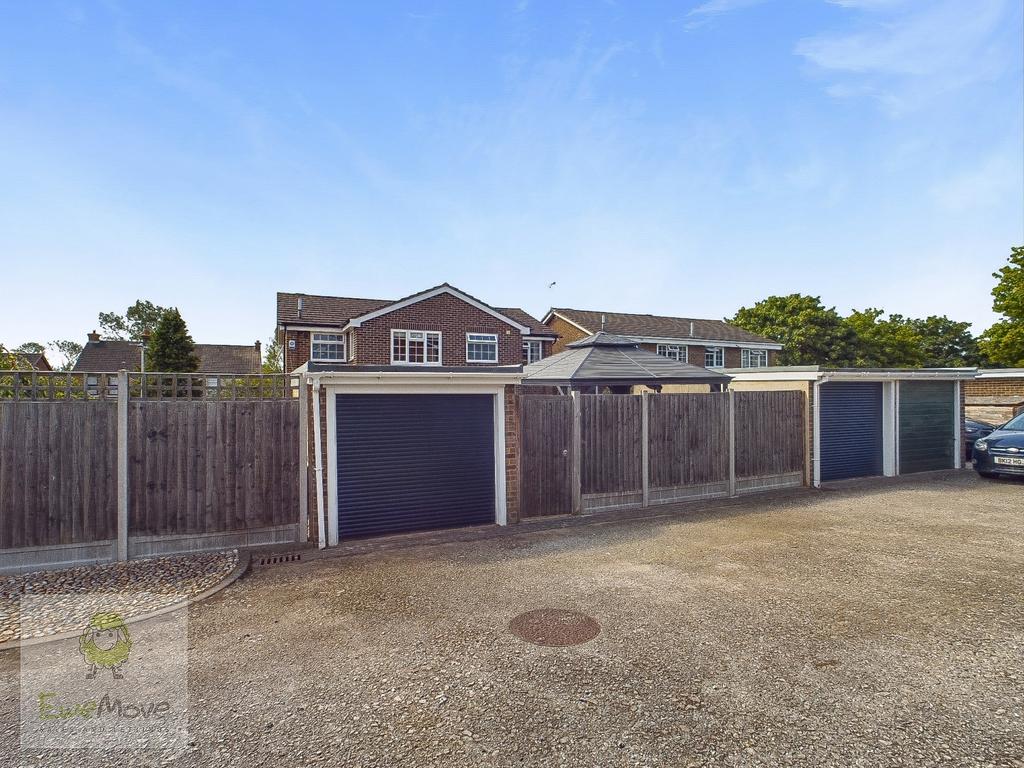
[
  {"left": 280, "top": 324, "right": 347, "bottom": 333},
  {"left": 627, "top": 335, "right": 783, "bottom": 351},
  {"left": 546, "top": 311, "right": 593, "bottom": 335},
  {"left": 822, "top": 370, "right": 978, "bottom": 383},
  {"left": 975, "top": 368, "right": 1024, "bottom": 378},
  {"left": 344, "top": 286, "right": 530, "bottom": 334},
  {"left": 727, "top": 370, "right": 821, "bottom": 382}
]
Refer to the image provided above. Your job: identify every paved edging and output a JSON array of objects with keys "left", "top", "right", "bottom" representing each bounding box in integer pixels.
[{"left": 0, "top": 551, "right": 250, "bottom": 652}]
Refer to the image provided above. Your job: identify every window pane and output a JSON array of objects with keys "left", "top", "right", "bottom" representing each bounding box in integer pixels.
[
  {"left": 408, "top": 338, "right": 425, "bottom": 363},
  {"left": 426, "top": 333, "right": 440, "bottom": 363},
  {"left": 523, "top": 340, "right": 542, "bottom": 364},
  {"left": 311, "top": 333, "right": 344, "bottom": 361},
  {"left": 467, "top": 333, "right": 497, "bottom": 362},
  {"left": 392, "top": 332, "right": 407, "bottom": 362}
]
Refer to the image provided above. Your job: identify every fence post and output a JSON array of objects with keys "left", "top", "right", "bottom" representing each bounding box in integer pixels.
[
  {"left": 728, "top": 389, "right": 737, "bottom": 498},
  {"left": 297, "top": 375, "right": 309, "bottom": 543},
  {"left": 641, "top": 390, "right": 650, "bottom": 508},
  {"left": 571, "top": 390, "right": 582, "bottom": 516},
  {"left": 116, "top": 368, "right": 129, "bottom": 561}
]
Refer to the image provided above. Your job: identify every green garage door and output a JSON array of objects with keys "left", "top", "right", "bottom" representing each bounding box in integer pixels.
[{"left": 899, "top": 381, "right": 955, "bottom": 474}]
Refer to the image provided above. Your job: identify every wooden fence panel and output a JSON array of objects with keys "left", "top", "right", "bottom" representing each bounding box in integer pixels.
[
  {"left": 580, "top": 395, "right": 642, "bottom": 494},
  {"left": 734, "top": 390, "right": 805, "bottom": 478},
  {"left": 0, "top": 401, "right": 118, "bottom": 549},
  {"left": 519, "top": 396, "right": 574, "bottom": 518},
  {"left": 648, "top": 393, "right": 730, "bottom": 487},
  {"left": 128, "top": 400, "right": 300, "bottom": 536}
]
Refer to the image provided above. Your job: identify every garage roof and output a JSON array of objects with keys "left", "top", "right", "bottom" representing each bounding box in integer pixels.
[
  {"left": 523, "top": 332, "right": 732, "bottom": 387},
  {"left": 724, "top": 366, "right": 978, "bottom": 382}
]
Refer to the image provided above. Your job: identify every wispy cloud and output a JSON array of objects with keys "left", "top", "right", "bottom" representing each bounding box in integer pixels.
[
  {"left": 795, "top": 0, "right": 1016, "bottom": 113},
  {"left": 684, "top": 0, "right": 768, "bottom": 29}
]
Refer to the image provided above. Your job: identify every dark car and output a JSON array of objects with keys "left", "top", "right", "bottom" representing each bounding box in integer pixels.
[
  {"left": 973, "top": 412, "right": 1024, "bottom": 478},
  {"left": 964, "top": 417, "right": 996, "bottom": 462}
]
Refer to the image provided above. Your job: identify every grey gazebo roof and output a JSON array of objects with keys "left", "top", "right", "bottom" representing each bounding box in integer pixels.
[{"left": 522, "top": 332, "right": 732, "bottom": 387}]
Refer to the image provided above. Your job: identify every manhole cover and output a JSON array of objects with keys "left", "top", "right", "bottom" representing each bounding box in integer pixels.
[{"left": 509, "top": 609, "right": 600, "bottom": 647}]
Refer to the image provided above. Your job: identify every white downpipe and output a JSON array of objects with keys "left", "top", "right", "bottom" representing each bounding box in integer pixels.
[{"left": 311, "top": 376, "right": 327, "bottom": 549}]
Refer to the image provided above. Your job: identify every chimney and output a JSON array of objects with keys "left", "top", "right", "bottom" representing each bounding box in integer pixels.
[
  {"left": 600, "top": 314, "right": 606, "bottom": 331},
  {"left": 689, "top": 321, "right": 695, "bottom": 337},
  {"left": 254, "top": 340, "right": 262, "bottom": 361},
  {"left": 87, "top": 330, "right": 100, "bottom": 343},
  {"left": 297, "top": 297, "right": 303, "bottom": 318}
]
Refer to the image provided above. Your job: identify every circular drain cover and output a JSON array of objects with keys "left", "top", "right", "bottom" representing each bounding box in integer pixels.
[{"left": 509, "top": 608, "right": 600, "bottom": 647}]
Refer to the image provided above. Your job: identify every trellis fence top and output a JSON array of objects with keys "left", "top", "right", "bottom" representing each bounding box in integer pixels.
[{"left": 0, "top": 370, "right": 295, "bottom": 401}]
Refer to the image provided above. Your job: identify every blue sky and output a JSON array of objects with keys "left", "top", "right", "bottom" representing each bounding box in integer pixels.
[{"left": 1, "top": 0, "right": 1021, "bottom": 353}]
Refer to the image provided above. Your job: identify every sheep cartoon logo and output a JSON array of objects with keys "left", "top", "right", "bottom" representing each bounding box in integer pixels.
[{"left": 78, "top": 612, "right": 133, "bottom": 681}]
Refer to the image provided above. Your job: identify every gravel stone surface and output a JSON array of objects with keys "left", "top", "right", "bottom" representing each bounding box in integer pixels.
[
  {"left": 1, "top": 471, "right": 1022, "bottom": 767},
  {"left": 0, "top": 551, "right": 239, "bottom": 644}
]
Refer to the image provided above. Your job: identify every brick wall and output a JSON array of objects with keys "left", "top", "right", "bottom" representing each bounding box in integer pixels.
[
  {"left": 284, "top": 329, "right": 312, "bottom": 374},
  {"left": 546, "top": 315, "right": 589, "bottom": 353},
  {"left": 504, "top": 385, "right": 521, "bottom": 524},
  {"left": 964, "top": 377, "right": 1024, "bottom": 398},
  {"left": 640, "top": 342, "right": 780, "bottom": 369},
  {"left": 355, "top": 293, "right": 521, "bottom": 366}
]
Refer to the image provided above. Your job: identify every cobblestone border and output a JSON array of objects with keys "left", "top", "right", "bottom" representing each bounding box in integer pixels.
[{"left": 0, "top": 552, "right": 250, "bottom": 652}]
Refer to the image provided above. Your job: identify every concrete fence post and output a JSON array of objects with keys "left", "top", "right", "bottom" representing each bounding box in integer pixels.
[
  {"left": 641, "top": 390, "right": 650, "bottom": 508},
  {"left": 297, "top": 376, "right": 309, "bottom": 542},
  {"left": 571, "top": 390, "right": 582, "bottom": 516},
  {"left": 116, "top": 368, "right": 129, "bottom": 561},
  {"left": 728, "top": 388, "right": 737, "bottom": 498}
]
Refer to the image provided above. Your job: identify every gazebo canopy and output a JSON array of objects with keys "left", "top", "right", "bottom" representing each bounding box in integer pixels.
[{"left": 522, "top": 332, "right": 732, "bottom": 389}]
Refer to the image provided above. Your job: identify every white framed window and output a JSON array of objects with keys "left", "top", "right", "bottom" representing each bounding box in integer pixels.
[
  {"left": 391, "top": 330, "right": 441, "bottom": 365},
  {"left": 656, "top": 344, "right": 687, "bottom": 362},
  {"left": 311, "top": 333, "right": 346, "bottom": 362},
  {"left": 523, "top": 340, "right": 543, "bottom": 364},
  {"left": 705, "top": 347, "right": 725, "bottom": 368},
  {"left": 741, "top": 349, "right": 768, "bottom": 368},
  {"left": 466, "top": 333, "right": 499, "bottom": 363}
]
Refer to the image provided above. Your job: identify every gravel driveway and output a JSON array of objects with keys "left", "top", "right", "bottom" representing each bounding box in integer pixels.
[{"left": 2, "top": 470, "right": 1022, "bottom": 767}]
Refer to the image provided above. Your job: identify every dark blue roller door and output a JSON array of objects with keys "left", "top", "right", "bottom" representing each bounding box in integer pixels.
[
  {"left": 819, "top": 382, "right": 883, "bottom": 482},
  {"left": 336, "top": 394, "right": 495, "bottom": 538}
]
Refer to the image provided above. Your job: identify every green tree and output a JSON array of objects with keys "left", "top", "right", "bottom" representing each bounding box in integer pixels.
[
  {"left": 845, "top": 309, "right": 924, "bottom": 368},
  {"left": 14, "top": 341, "right": 45, "bottom": 355},
  {"left": 980, "top": 246, "right": 1024, "bottom": 367},
  {"left": 262, "top": 332, "right": 283, "bottom": 373},
  {"left": 47, "top": 340, "right": 84, "bottom": 371},
  {"left": 98, "top": 300, "right": 169, "bottom": 341},
  {"left": 0, "top": 346, "right": 17, "bottom": 369},
  {"left": 910, "top": 316, "right": 983, "bottom": 367},
  {"left": 730, "top": 294, "right": 858, "bottom": 365},
  {"left": 147, "top": 309, "right": 199, "bottom": 372}
]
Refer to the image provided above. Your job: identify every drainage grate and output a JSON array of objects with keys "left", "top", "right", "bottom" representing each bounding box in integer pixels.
[
  {"left": 255, "top": 553, "right": 303, "bottom": 567},
  {"left": 509, "top": 608, "right": 600, "bottom": 647}
]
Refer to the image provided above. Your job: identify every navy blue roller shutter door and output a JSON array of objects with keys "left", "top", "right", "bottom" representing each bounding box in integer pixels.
[
  {"left": 819, "top": 382, "right": 884, "bottom": 482},
  {"left": 336, "top": 394, "right": 495, "bottom": 538}
]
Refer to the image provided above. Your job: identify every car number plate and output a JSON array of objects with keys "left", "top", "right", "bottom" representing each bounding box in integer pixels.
[{"left": 994, "top": 456, "right": 1024, "bottom": 466}]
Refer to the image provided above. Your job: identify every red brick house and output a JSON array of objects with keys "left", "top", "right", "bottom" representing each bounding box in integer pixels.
[
  {"left": 543, "top": 308, "right": 782, "bottom": 369},
  {"left": 284, "top": 284, "right": 555, "bottom": 547},
  {"left": 276, "top": 283, "right": 556, "bottom": 372}
]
